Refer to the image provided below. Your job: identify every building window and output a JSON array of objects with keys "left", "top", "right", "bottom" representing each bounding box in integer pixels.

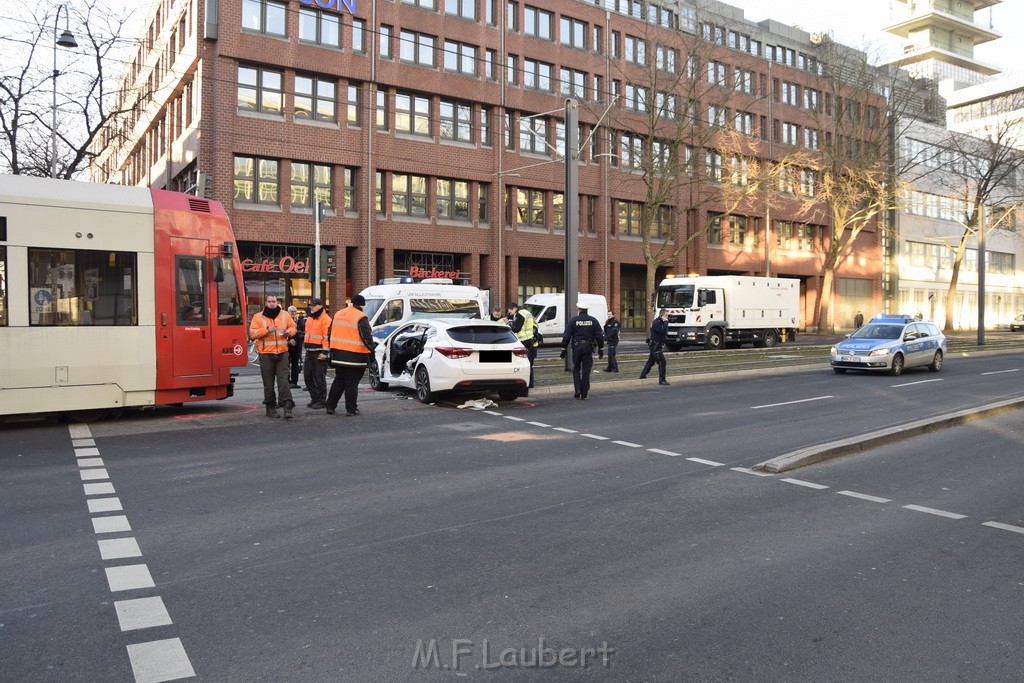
[
  {"left": 437, "top": 179, "right": 470, "bottom": 220},
  {"left": 559, "top": 68, "right": 586, "bottom": 99},
  {"left": 523, "top": 59, "right": 553, "bottom": 92},
  {"left": 290, "top": 162, "right": 332, "bottom": 208},
  {"left": 734, "top": 68, "right": 753, "bottom": 94},
  {"left": 523, "top": 5, "right": 553, "bottom": 39},
  {"left": 343, "top": 167, "right": 356, "bottom": 210},
  {"left": 617, "top": 200, "right": 642, "bottom": 236},
  {"left": 298, "top": 7, "right": 340, "bottom": 47},
  {"left": 375, "top": 88, "right": 387, "bottom": 129},
  {"left": 560, "top": 16, "right": 586, "bottom": 48},
  {"left": 625, "top": 84, "right": 647, "bottom": 112},
  {"left": 402, "top": 0, "right": 437, "bottom": 9},
  {"left": 804, "top": 87, "right": 819, "bottom": 111},
  {"left": 621, "top": 133, "right": 642, "bottom": 169},
  {"left": 485, "top": 49, "right": 496, "bottom": 80},
  {"left": 705, "top": 150, "right": 723, "bottom": 182},
  {"left": 234, "top": 156, "right": 279, "bottom": 205},
  {"left": 237, "top": 66, "right": 283, "bottom": 115},
  {"left": 295, "top": 75, "right": 336, "bottom": 122},
  {"left": 625, "top": 35, "right": 646, "bottom": 65},
  {"left": 392, "top": 173, "right": 428, "bottom": 216},
  {"left": 395, "top": 93, "right": 431, "bottom": 135},
  {"left": 242, "top": 0, "right": 286, "bottom": 36},
  {"left": 708, "top": 61, "right": 726, "bottom": 87},
  {"left": 734, "top": 110, "right": 753, "bottom": 135},
  {"left": 380, "top": 24, "right": 392, "bottom": 57},
  {"left": 729, "top": 156, "right": 748, "bottom": 186},
  {"left": 444, "top": 40, "right": 477, "bottom": 75},
  {"left": 352, "top": 19, "right": 365, "bottom": 53},
  {"left": 480, "top": 106, "right": 491, "bottom": 144},
  {"left": 375, "top": 171, "right": 383, "bottom": 212},
  {"left": 445, "top": 0, "right": 476, "bottom": 20},
  {"left": 400, "top": 30, "right": 436, "bottom": 66},
  {"left": 654, "top": 205, "right": 672, "bottom": 238},
  {"left": 507, "top": 54, "right": 518, "bottom": 84},
  {"left": 655, "top": 91, "right": 675, "bottom": 118},
  {"left": 440, "top": 99, "right": 472, "bottom": 141},
  {"left": 552, "top": 192, "right": 564, "bottom": 228},
  {"left": 656, "top": 45, "right": 677, "bottom": 73},
  {"left": 519, "top": 117, "right": 547, "bottom": 154},
  {"left": 782, "top": 122, "right": 800, "bottom": 146},
  {"left": 347, "top": 84, "right": 362, "bottom": 126},
  {"left": 516, "top": 188, "right": 546, "bottom": 226},
  {"left": 781, "top": 81, "right": 799, "bottom": 106},
  {"left": 478, "top": 184, "right": 489, "bottom": 221},
  {"left": 507, "top": 1, "right": 519, "bottom": 31},
  {"left": 708, "top": 105, "right": 727, "bottom": 128}
]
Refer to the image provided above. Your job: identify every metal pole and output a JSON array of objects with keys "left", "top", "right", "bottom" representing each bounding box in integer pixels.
[
  {"left": 564, "top": 100, "right": 579, "bottom": 372},
  {"left": 314, "top": 200, "right": 323, "bottom": 301},
  {"left": 977, "top": 205, "right": 986, "bottom": 345},
  {"left": 51, "top": 11, "right": 60, "bottom": 178}
]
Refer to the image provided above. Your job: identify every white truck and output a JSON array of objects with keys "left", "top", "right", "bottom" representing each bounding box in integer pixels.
[
  {"left": 359, "top": 278, "right": 486, "bottom": 341},
  {"left": 654, "top": 276, "right": 800, "bottom": 350},
  {"left": 523, "top": 293, "right": 608, "bottom": 344}
]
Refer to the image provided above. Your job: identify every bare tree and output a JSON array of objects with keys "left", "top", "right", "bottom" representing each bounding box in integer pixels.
[{"left": 0, "top": 0, "right": 146, "bottom": 178}]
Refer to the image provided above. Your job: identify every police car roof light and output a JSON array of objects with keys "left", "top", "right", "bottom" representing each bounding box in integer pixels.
[
  {"left": 420, "top": 278, "right": 454, "bottom": 284},
  {"left": 870, "top": 313, "right": 914, "bottom": 323}
]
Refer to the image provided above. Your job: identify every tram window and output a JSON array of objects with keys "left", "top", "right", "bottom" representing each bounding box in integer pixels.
[
  {"left": 176, "top": 256, "right": 208, "bottom": 324},
  {"left": 28, "top": 248, "right": 137, "bottom": 326},
  {"left": 0, "top": 246, "right": 7, "bottom": 326},
  {"left": 216, "top": 257, "right": 244, "bottom": 325}
]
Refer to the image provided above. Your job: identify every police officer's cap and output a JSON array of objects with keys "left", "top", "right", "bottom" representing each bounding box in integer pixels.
[{"left": 576, "top": 301, "right": 589, "bottom": 309}]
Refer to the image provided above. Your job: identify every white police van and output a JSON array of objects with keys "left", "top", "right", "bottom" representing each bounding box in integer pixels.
[{"left": 359, "top": 278, "right": 487, "bottom": 341}]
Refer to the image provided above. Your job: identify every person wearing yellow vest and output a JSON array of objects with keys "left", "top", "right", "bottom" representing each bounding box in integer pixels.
[
  {"left": 506, "top": 301, "right": 538, "bottom": 396},
  {"left": 325, "top": 294, "right": 375, "bottom": 416},
  {"left": 249, "top": 294, "right": 298, "bottom": 418},
  {"left": 302, "top": 298, "right": 331, "bottom": 410}
]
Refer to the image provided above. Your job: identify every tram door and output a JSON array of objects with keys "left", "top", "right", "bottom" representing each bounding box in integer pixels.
[{"left": 170, "top": 237, "right": 214, "bottom": 377}]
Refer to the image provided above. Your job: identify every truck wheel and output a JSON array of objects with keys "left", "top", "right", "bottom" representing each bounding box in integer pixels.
[
  {"left": 762, "top": 330, "right": 778, "bottom": 348},
  {"left": 665, "top": 342, "right": 683, "bottom": 352},
  {"left": 704, "top": 327, "right": 724, "bottom": 350}
]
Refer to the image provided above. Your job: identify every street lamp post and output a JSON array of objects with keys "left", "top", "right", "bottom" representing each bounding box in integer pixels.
[{"left": 51, "top": 5, "right": 78, "bottom": 179}]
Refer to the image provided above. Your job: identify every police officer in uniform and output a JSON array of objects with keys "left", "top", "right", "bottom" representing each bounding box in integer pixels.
[
  {"left": 603, "top": 310, "right": 620, "bottom": 373},
  {"left": 560, "top": 301, "right": 604, "bottom": 400},
  {"left": 506, "top": 301, "right": 537, "bottom": 396},
  {"left": 640, "top": 308, "right": 670, "bottom": 385}
]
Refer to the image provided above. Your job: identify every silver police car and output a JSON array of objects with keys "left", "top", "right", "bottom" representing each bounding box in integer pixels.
[{"left": 830, "top": 315, "right": 947, "bottom": 376}]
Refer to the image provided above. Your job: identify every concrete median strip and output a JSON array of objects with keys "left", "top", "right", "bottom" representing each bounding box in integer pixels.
[{"left": 754, "top": 396, "right": 1024, "bottom": 474}]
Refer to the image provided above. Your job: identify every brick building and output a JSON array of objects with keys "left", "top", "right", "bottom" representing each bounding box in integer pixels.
[{"left": 91, "top": 0, "right": 885, "bottom": 330}]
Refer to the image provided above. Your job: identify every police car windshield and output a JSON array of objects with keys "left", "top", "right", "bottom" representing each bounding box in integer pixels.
[
  {"left": 851, "top": 324, "right": 903, "bottom": 340},
  {"left": 409, "top": 298, "right": 481, "bottom": 318},
  {"left": 362, "top": 298, "right": 385, "bottom": 321},
  {"left": 657, "top": 285, "right": 694, "bottom": 308}
]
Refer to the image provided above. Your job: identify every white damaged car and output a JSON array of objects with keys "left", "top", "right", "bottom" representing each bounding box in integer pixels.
[{"left": 368, "top": 318, "right": 530, "bottom": 403}]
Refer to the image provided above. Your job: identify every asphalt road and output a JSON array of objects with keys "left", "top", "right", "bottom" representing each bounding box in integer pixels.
[{"left": 2, "top": 351, "right": 1024, "bottom": 681}]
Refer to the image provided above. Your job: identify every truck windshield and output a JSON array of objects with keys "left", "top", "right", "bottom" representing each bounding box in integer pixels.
[
  {"left": 362, "top": 298, "right": 385, "bottom": 321},
  {"left": 656, "top": 285, "right": 694, "bottom": 308},
  {"left": 409, "top": 298, "right": 481, "bottom": 318}
]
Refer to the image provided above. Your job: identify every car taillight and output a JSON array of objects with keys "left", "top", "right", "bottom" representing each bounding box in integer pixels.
[
  {"left": 512, "top": 347, "right": 529, "bottom": 357},
  {"left": 435, "top": 346, "right": 473, "bottom": 359}
]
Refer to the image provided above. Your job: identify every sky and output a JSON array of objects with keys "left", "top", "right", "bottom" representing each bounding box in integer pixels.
[{"left": 723, "top": 0, "right": 1024, "bottom": 76}]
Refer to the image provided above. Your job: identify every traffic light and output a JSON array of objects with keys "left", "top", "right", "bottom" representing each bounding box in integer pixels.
[
  {"left": 308, "top": 247, "right": 317, "bottom": 283},
  {"left": 319, "top": 248, "right": 336, "bottom": 279},
  {"left": 316, "top": 200, "right": 329, "bottom": 223},
  {"left": 196, "top": 172, "right": 213, "bottom": 198}
]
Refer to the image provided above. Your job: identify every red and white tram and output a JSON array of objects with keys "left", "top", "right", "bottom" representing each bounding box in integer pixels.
[{"left": 0, "top": 175, "right": 248, "bottom": 420}]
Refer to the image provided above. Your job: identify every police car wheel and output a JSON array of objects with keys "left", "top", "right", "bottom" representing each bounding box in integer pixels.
[
  {"left": 833, "top": 368, "right": 847, "bottom": 374},
  {"left": 498, "top": 390, "right": 520, "bottom": 401},
  {"left": 415, "top": 366, "right": 434, "bottom": 403},
  {"left": 928, "top": 350, "right": 943, "bottom": 372},
  {"left": 889, "top": 353, "right": 905, "bottom": 376}
]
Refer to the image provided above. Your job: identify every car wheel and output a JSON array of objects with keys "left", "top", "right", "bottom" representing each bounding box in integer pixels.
[
  {"left": 415, "top": 366, "right": 433, "bottom": 403},
  {"left": 762, "top": 330, "right": 778, "bottom": 348},
  {"left": 928, "top": 350, "right": 943, "bottom": 372},
  {"left": 833, "top": 368, "right": 847, "bottom": 374},
  {"left": 368, "top": 359, "right": 389, "bottom": 391},
  {"left": 889, "top": 353, "right": 905, "bottom": 376},
  {"left": 497, "top": 390, "right": 520, "bottom": 401},
  {"left": 704, "top": 327, "right": 724, "bottom": 350}
]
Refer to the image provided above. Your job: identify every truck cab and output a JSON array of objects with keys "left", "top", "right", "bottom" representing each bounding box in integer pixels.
[{"left": 359, "top": 278, "right": 486, "bottom": 340}]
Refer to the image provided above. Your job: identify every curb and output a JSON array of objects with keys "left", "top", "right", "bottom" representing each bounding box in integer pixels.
[{"left": 754, "top": 396, "right": 1024, "bottom": 474}]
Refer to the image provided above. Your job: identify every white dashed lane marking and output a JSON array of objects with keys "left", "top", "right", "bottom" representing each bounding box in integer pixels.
[
  {"left": 983, "top": 521, "right": 1024, "bottom": 534},
  {"left": 74, "top": 447, "right": 101, "bottom": 457},
  {"left": 647, "top": 448, "right": 680, "bottom": 457},
  {"left": 611, "top": 440, "right": 643, "bottom": 448},
  {"left": 582, "top": 433, "right": 609, "bottom": 440},
  {"left": 84, "top": 482, "right": 116, "bottom": 496},
  {"left": 527, "top": 421, "right": 551, "bottom": 427},
  {"left": 903, "top": 504, "right": 967, "bottom": 520},
  {"left": 97, "top": 538, "right": 143, "bottom": 561},
  {"left": 115, "top": 597, "right": 174, "bottom": 632},
  {"left": 751, "top": 395, "right": 833, "bottom": 410},
  {"left": 105, "top": 564, "right": 156, "bottom": 592},
  {"left": 781, "top": 478, "right": 829, "bottom": 490},
  {"left": 80, "top": 468, "right": 110, "bottom": 481},
  {"left": 503, "top": 415, "right": 525, "bottom": 422},
  {"left": 87, "top": 497, "right": 123, "bottom": 513},
  {"left": 982, "top": 369, "right": 1020, "bottom": 376},
  {"left": 688, "top": 457, "right": 724, "bottom": 467},
  {"left": 892, "top": 379, "right": 944, "bottom": 388},
  {"left": 126, "top": 638, "right": 196, "bottom": 683},
  {"left": 77, "top": 458, "right": 105, "bottom": 468},
  {"left": 838, "top": 490, "right": 892, "bottom": 504},
  {"left": 552, "top": 427, "right": 577, "bottom": 433},
  {"left": 730, "top": 467, "right": 773, "bottom": 477},
  {"left": 92, "top": 516, "right": 132, "bottom": 534},
  {"left": 72, "top": 438, "right": 96, "bottom": 447}
]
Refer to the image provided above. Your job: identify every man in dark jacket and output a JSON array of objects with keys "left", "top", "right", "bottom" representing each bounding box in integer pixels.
[
  {"left": 639, "top": 308, "right": 670, "bottom": 385},
  {"left": 560, "top": 302, "right": 604, "bottom": 400},
  {"left": 325, "top": 294, "right": 375, "bottom": 416},
  {"left": 603, "top": 310, "right": 620, "bottom": 373}
]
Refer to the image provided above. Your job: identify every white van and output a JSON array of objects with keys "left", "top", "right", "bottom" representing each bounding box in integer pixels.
[
  {"left": 359, "top": 278, "right": 486, "bottom": 341},
  {"left": 523, "top": 293, "right": 609, "bottom": 343}
]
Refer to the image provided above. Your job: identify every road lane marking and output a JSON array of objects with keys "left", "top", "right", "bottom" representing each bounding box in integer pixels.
[
  {"left": 92, "top": 516, "right": 132, "bottom": 534},
  {"left": 72, "top": 438, "right": 96, "bottom": 447},
  {"left": 892, "top": 379, "right": 944, "bottom": 388},
  {"left": 98, "top": 538, "right": 143, "bottom": 561},
  {"left": 982, "top": 369, "right": 1020, "bottom": 376},
  {"left": 68, "top": 424, "right": 92, "bottom": 439},
  {"left": 527, "top": 421, "right": 551, "bottom": 427},
  {"left": 482, "top": 410, "right": 503, "bottom": 416},
  {"left": 612, "top": 440, "right": 643, "bottom": 448},
  {"left": 903, "top": 504, "right": 966, "bottom": 520},
  {"left": 105, "top": 564, "right": 156, "bottom": 592},
  {"left": 77, "top": 458, "right": 105, "bottom": 468},
  {"left": 582, "top": 433, "right": 609, "bottom": 440},
  {"left": 751, "top": 395, "right": 833, "bottom": 410},
  {"left": 781, "top": 478, "right": 829, "bottom": 490},
  {"left": 838, "top": 490, "right": 892, "bottom": 503},
  {"left": 83, "top": 482, "right": 116, "bottom": 496},
  {"left": 75, "top": 447, "right": 101, "bottom": 457},
  {"left": 688, "top": 457, "right": 725, "bottom": 467},
  {"left": 648, "top": 448, "right": 680, "bottom": 456},
  {"left": 114, "top": 597, "right": 173, "bottom": 632},
  {"left": 552, "top": 427, "right": 577, "bottom": 433},
  {"left": 80, "top": 468, "right": 110, "bottom": 481},
  {"left": 503, "top": 415, "right": 525, "bottom": 421},
  {"left": 88, "top": 497, "right": 123, "bottom": 513},
  {"left": 730, "top": 467, "right": 773, "bottom": 477},
  {"left": 126, "top": 638, "right": 195, "bottom": 683},
  {"left": 982, "top": 521, "right": 1024, "bottom": 534}
]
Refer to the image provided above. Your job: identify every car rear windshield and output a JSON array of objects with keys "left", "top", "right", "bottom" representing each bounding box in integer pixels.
[
  {"left": 410, "top": 299, "right": 481, "bottom": 318},
  {"left": 447, "top": 326, "right": 519, "bottom": 344}
]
